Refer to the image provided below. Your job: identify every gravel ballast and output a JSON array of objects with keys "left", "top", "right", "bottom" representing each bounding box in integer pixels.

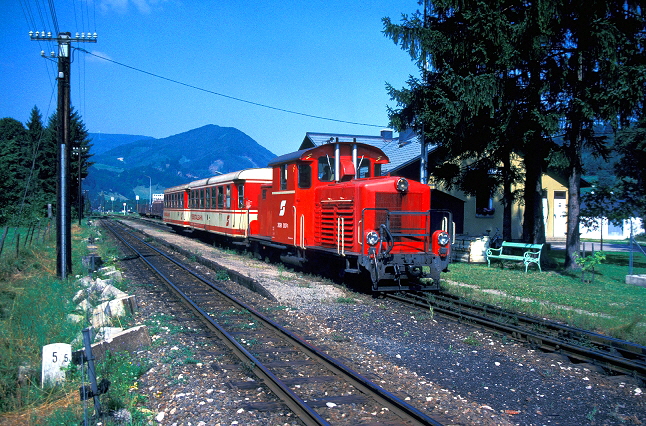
[{"left": 117, "top": 221, "right": 645, "bottom": 425}]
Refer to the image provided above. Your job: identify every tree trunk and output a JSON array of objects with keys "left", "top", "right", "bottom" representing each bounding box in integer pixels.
[
  {"left": 502, "top": 153, "right": 513, "bottom": 241},
  {"left": 522, "top": 154, "right": 545, "bottom": 243},
  {"left": 564, "top": 162, "right": 582, "bottom": 270}
]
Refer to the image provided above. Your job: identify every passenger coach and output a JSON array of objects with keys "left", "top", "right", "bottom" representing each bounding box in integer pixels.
[{"left": 163, "top": 168, "right": 272, "bottom": 238}]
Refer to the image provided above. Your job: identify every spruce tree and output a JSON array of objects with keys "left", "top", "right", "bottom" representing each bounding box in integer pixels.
[
  {"left": 0, "top": 118, "right": 28, "bottom": 224},
  {"left": 544, "top": 1, "right": 646, "bottom": 268}
]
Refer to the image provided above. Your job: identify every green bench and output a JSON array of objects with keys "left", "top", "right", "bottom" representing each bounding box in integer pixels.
[{"left": 486, "top": 241, "right": 544, "bottom": 272}]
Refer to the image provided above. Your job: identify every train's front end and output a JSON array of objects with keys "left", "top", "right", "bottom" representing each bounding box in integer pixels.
[{"left": 354, "top": 176, "right": 451, "bottom": 291}]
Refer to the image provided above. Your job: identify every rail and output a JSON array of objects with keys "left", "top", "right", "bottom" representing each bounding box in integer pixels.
[
  {"left": 104, "top": 219, "right": 443, "bottom": 425},
  {"left": 388, "top": 292, "right": 646, "bottom": 381}
]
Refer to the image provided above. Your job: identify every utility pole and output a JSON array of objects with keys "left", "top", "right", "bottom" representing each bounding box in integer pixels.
[{"left": 30, "top": 30, "right": 97, "bottom": 280}]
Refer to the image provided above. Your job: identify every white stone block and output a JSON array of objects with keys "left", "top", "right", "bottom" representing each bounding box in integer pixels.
[
  {"left": 91, "top": 295, "right": 137, "bottom": 328},
  {"left": 42, "top": 343, "right": 71, "bottom": 387},
  {"left": 99, "top": 285, "right": 128, "bottom": 302},
  {"left": 104, "top": 269, "right": 123, "bottom": 282}
]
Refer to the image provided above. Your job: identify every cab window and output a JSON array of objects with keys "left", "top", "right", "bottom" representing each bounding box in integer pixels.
[
  {"left": 280, "top": 165, "right": 288, "bottom": 190},
  {"left": 298, "top": 164, "right": 311, "bottom": 189},
  {"left": 374, "top": 163, "right": 382, "bottom": 177},
  {"left": 318, "top": 156, "right": 334, "bottom": 182}
]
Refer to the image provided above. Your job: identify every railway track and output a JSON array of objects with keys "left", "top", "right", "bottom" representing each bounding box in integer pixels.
[
  {"left": 388, "top": 291, "right": 646, "bottom": 381},
  {"left": 102, "top": 219, "right": 443, "bottom": 425}
]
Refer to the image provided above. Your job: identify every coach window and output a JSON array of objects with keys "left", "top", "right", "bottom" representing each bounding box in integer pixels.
[
  {"left": 216, "top": 186, "right": 223, "bottom": 208},
  {"left": 238, "top": 184, "right": 244, "bottom": 209},
  {"left": 318, "top": 156, "right": 334, "bottom": 182},
  {"left": 298, "top": 164, "right": 311, "bottom": 189},
  {"left": 226, "top": 185, "right": 231, "bottom": 208}
]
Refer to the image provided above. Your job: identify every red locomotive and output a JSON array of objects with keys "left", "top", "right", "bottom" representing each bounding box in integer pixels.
[{"left": 163, "top": 140, "right": 451, "bottom": 292}]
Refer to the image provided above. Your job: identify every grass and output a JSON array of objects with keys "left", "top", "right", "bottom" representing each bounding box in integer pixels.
[
  {"left": 443, "top": 248, "right": 646, "bottom": 345},
  {"left": 0, "top": 219, "right": 153, "bottom": 424}
]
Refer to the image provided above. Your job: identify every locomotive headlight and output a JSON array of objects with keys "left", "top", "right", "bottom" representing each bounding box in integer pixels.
[
  {"left": 366, "top": 231, "right": 379, "bottom": 246},
  {"left": 395, "top": 178, "right": 409, "bottom": 192},
  {"left": 437, "top": 231, "right": 450, "bottom": 246}
]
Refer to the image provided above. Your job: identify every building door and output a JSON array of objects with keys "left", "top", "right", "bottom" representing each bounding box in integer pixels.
[{"left": 553, "top": 191, "right": 567, "bottom": 237}]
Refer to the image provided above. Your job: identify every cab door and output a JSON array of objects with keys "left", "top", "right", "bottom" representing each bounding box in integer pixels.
[{"left": 271, "top": 164, "right": 296, "bottom": 244}]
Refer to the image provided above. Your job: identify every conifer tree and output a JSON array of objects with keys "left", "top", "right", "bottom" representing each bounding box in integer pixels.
[
  {"left": 383, "top": 0, "right": 555, "bottom": 242},
  {"left": 19, "top": 106, "right": 48, "bottom": 217},
  {"left": 544, "top": 0, "right": 646, "bottom": 268},
  {"left": 0, "top": 118, "right": 28, "bottom": 224},
  {"left": 385, "top": 1, "right": 646, "bottom": 269}
]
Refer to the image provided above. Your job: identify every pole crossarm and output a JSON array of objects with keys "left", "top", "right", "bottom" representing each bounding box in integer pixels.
[{"left": 29, "top": 31, "right": 98, "bottom": 43}]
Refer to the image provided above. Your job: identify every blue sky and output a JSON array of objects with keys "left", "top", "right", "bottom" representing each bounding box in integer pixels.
[{"left": 1, "top": 0, "right": 421, "bottom": 156}]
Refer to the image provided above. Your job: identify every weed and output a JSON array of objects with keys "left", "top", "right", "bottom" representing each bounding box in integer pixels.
[
  {"left": 215, "top": 269, "right": 230, "bottom": 281},
  {"left": 331, "top": 333, "right": 350, "bottom": 342},
  {"left": 586, "top": 406, "right": 598, "bottom": 421},
  {"left": 336, "top": 297, "right": 356, "bottom": 304},
  {"left": 161, "top": 346, "right": 198, "bottom": 366},
  {"left": 463, "top": 334, "right": 481, "bottom": 346},
  {"left": 239, "top": 320, "right": 259, "bottom": 330}
]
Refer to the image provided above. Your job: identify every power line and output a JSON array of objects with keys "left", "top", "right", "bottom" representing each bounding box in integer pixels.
[{"left": 76, "top": 48, "right": 387, "bottom": 128}]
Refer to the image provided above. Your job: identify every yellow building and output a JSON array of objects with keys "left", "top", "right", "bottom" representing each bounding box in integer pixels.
[{"left": 433, "top": 172, "right": 570, "bottom": 240}]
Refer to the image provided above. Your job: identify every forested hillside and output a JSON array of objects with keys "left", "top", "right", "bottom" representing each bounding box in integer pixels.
[{"left": 85, "top": 124, "right": 276, "bottom": 208}]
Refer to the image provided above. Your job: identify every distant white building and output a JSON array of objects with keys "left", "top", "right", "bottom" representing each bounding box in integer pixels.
[{"left": 580, "top": 217, "right": 644, "bottom": 240}]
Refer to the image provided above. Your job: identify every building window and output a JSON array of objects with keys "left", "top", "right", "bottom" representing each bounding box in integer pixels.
[
  {"left": 298, "top": 164, "right": 311, "bottom": 188},
  {"left": 475, "top": 188, "right": 495, "bottom": 217}
]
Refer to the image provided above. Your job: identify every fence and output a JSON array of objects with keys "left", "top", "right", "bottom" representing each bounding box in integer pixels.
[{"left": 0, "top": 221, "right": 54, "bottom": 258}]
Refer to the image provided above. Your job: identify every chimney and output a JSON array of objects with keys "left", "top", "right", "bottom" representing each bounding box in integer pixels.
[{"left": 380, "top": 128, "right": 394, "bottom": 140}]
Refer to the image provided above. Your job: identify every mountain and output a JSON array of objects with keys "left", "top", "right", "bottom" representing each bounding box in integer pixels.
[
  {"left": 89, "top": 133, "right": 155, "bottom": 155},
  {"left": 84, "top": 125, "right": 277, "bottom": 207}
]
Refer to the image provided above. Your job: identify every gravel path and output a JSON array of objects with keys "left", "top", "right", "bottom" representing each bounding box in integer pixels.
[{"left": 117, "top": 221, "right": 645, "bottom": 425}]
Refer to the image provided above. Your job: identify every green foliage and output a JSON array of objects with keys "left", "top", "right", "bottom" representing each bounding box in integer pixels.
[
  {"left": 575, "top": 251, "right": 606, "bottom": 272},
  {"left": 93, "top": 350, "right": 151, "bottom": 419},
  {"left": 0, "top": 243, "right": 79, "bottom": 412},
  {"left": 0, "top": 106, "right": 94, "bottom": 225}
]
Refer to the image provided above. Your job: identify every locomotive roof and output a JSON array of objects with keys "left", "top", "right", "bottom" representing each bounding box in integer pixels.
[
  {"left": 298, "top": 130, "right": 439, "bottom": 175},
  {"left": 268, "top": 141, "right": 388, "bottom": 167},
  {"left": 165, "top": 168, "right": 272, "bottom": 192}
]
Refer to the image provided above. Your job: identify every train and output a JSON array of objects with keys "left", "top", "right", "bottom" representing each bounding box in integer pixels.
[
  {"left": 137, "top": 193, "right": 164, "bottom": 218},
  {"left": 162, "top": 140, "right": 452, "bottom": 292}
]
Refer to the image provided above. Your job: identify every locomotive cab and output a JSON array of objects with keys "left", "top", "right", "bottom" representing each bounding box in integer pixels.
[{"left": 254, "top": 140, "right": 451, "bottom": 292}]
